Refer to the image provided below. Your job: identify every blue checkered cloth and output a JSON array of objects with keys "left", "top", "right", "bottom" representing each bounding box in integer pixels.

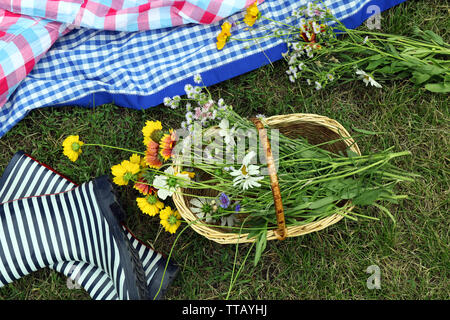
[{"left": 0, "top": 0, "right": 407, "bottom": 138}]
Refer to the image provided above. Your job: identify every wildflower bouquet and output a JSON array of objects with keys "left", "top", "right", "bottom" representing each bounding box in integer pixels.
[
  {"left": 164, "top": 75, "right": 415, "bottom": 265},
  {"left": 278, "top": 1, "right": 450, "bottom": 92},
  {"left": 219, "top": 1, "right": 450, "bottom": 92},
  {"left": 62, "top": 120, "right": 193, "bottom": 235}
]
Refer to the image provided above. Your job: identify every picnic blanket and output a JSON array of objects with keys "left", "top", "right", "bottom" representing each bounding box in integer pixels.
[{"left": 0, "top": 0, "right": 407, "bottom": 139}]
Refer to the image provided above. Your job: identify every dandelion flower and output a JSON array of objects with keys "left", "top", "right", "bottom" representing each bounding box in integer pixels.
[
  {"left": 111, "top": 160, "right": 140, "bottom": 186},
  {"left": 159, "top": 206, "right": 182, "bottom": 234},
  {"left": 62, "top": 135, "right": 84, "bottom": 162}
]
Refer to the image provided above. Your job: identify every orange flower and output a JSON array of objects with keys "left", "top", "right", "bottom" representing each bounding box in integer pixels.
[
  {"left": 160, "top": 130, "right": 177, "bottom": 161},
  {"left": 134, "top": 178, "right": 157, "bottom": 195},
  {"left": 145, "top": 140, "right": 163, "bottom": 169}
]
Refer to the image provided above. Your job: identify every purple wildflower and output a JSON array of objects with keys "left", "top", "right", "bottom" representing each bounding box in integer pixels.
[{"left": 219, "top": 193, "right": 230, "bottom": 209}]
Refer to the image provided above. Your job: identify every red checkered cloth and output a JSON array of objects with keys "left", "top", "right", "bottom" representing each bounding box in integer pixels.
[{"left": 0, "top": 0, "right": 260, "bottom": 108}]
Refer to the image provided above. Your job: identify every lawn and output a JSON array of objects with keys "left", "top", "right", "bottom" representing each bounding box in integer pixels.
[{"left": 0, "top": 0, "right": 448, "bottom": 300}]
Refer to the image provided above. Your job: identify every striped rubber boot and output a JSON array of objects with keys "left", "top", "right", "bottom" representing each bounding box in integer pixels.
[
  {"left": 0, "top": 151, "right": 178, "bottom": 300},
  {"left": 0, "top": 174, "right": 148, "bottom": 299}
]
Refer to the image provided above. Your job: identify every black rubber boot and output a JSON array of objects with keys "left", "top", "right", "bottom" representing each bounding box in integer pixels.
[
  {"left": 0, "top": 173, "right": 148, "bottom": 300},
  {"left": 0, "top": 151, "right": 178, "bottom": 300}
]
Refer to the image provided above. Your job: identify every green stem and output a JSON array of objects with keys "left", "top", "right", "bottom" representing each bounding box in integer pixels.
[{"left": 84, "top": 143, "right": 145, "bottom": 156}]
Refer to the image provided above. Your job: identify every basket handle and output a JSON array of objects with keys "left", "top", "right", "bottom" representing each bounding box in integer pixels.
[{"left": 251, "top": 118, "right": 287, "bottom": 240}]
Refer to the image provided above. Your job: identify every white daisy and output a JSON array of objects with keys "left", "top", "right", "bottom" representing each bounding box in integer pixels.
[
  {"left": 305, "top": 2, "right": 314, "bottom": 17},
  {"left": 153, "top": 167, "right": 191, "bottom": 200},
  {"left": 355, "top": 69, "right": 382, "bottom": 88},
  {"left": 312, "top": 22, "right": 321, "bottom": 34},
  {"left": 163, "top": 97, "right": 172, "bottom": 107},
  {"left": 218, "top": 118, "right": 236, "bottom": 147},
  {"left": 184, "top": 84, "right": 193, "bottom": 95},
  {"left": 193, "top": 74, "right": 202, "bottom": 84},
  {"left": 230, "top": 151, "right": 264, "bottom": 190},
  {"left": 315, "top": 81, "right": 322, "bottom": 90},
  {"left": 190, "top": 198, "right": 215, "bottom": 223},
  {"left": 185, "top": 111, "right": 194, "bottom": 124},
  {"left": 288, "top": 55, "right": 297, "bottom": 65},
  {"left": 221, "top": 214, "right": 237, "bottom": 228},
  {"left": 362, "top": 36, "right": 369, "bottom": 45},
  {"left": 326, "top": 73, "right": 334, "bottom": 81},
  {"left": 292, "top": 42, "right": 302, "bottom": 51}
]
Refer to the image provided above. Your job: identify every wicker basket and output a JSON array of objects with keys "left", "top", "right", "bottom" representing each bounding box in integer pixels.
[{"left": 172, "top": 113, "right": 362, "bottom": 244}]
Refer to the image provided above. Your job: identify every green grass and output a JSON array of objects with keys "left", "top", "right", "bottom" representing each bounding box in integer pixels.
[{"left": 0, "top": 0, "right": 448, "bottom": 300}]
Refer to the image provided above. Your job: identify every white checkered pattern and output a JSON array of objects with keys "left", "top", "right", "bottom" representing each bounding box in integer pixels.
[{"left": 0, "top": 0, "right": 404, "bottom": 138}]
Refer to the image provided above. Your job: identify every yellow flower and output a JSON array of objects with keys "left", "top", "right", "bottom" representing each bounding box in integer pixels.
[
  {"left": 129, "top": 153, "right": 147, "bottom": 168},
  {"left": 142, "top": 120, "right": 162, "bottom": 146},
  {"left": 62, "top": 135, "right": 84, "bottom": 162},
  {"left": 216, "top": 21, "right": 232, "bottom": 50},
  {"left": 111, "top": 160, "right": 140, "bottom": 186},
  {"left": 136, "top": 194, "right": 164, "bottom": 216},
  {"left": 159, "top": 206, "right": 182, "bottom": 234},
  {"left": 243, "top": 1, "right": 259, "bottom": 27},
  {"left": 180, "top": 171, "right": 195, "bottom": 179},
  {"left": 221, "top": 21, "right": 231, "bottom": 36}
]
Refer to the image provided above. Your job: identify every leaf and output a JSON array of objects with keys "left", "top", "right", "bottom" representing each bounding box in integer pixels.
[
  {"left": 373, "top": 203, "right": 396, "bottom": 224},
  {"left": 387, "top": 43, "right": 401, "bottom": 58},
  {"left": 353, "top": 189, "right": 383, "bottom": 206},
  {"left": 397, "top": 71, "right": 411, "bottom": 79},
  {"left": 352, "top": 127, "right": 385, "bottom": 135},
  {"left": 366, "top": 59, "right": 385, "bottom": 71},
  {"left": 411, "top": 71, "right": 431, "bottom": 85},
  {"left": 423, "top": 30, "right": 445, "bottom": 46},
  {"left": 368, "top": 54, "right": 383, "bottom": 61},
  {"left": 377, "top": 65, "right": 392, "bottom": 74},
  {"left": 308, "top": 196, "right": 339, "bottom": 209},
  {"left": 415, "top": 64, "right": 446, "bottom": 76},
  {"left": 253, "top": 229, "right": 267, "bottom": 266},
  {"left": 424, "top": 82, "right": 450, "bottom": 93}
]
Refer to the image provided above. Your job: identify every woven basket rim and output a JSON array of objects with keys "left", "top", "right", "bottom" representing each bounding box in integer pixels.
[{"left": 172, "top": 113, "right": 361, "bottom": 244}]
